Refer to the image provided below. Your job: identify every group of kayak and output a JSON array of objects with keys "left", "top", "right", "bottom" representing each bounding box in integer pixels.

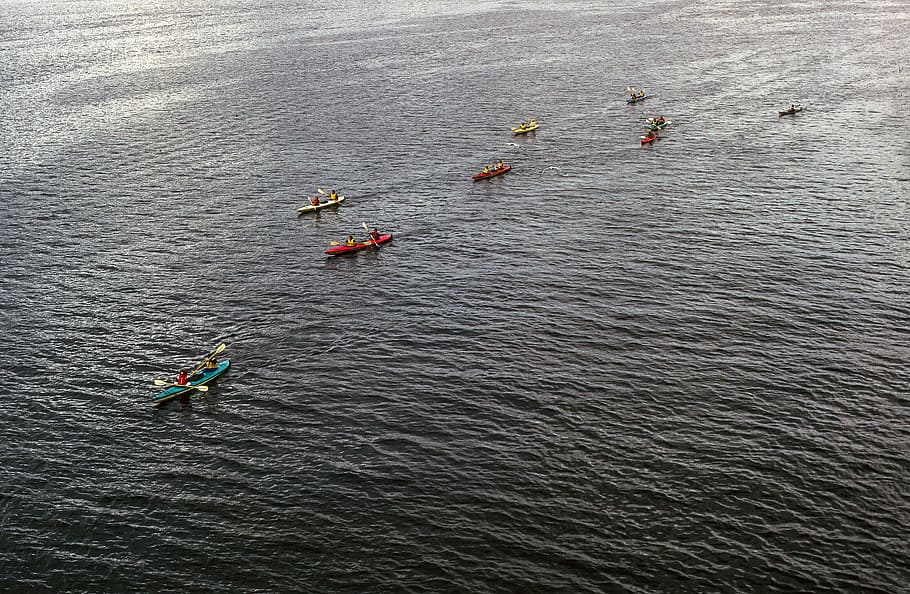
[
  {"left": 641, "top": 116, "right": 672, "bottom": 144},
  {"left": 294, "top": 188, "right": 392, "bottom": 256},
  {"left": 472, "top": 117, "right": 537, "bottom": 180},
  {"left": 625, "top": 86, "right": 673, "bottom": 146},
  {"left": 153, "top": 116, "right": 537, "bottom": 404}
]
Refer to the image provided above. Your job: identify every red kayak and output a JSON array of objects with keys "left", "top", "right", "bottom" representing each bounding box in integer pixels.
[
  {"left": 472, "top": 165, "right": 511, "bottom": 181},
  {"left": 325, "top": 233, "right": 393, "bottom": 256},
  {"left": 641, "top": 135, "right": 657, "bottom": 145}
]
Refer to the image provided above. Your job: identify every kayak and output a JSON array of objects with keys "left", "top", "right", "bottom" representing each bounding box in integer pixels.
[
  {"left": 297, "top": 195, "right": 345, "bottom": 214},
  {"left": 647, "top": 119, "right": 671, "bottom": 130},
  {"left": 152, "top": 359, "right": 231, "bottom": 406},
  {"left": 626, "top": 94, "right": 652, "bottom": 103},
  {"left": 325, "top": 233, "right": 393, "bottom": 256},
  {"left": 472, "top": 165, "right": 511, "bottom": 181},
  {"left": 641, "top": 135, "right": 658, "bottom": 145},
  {"left": 511, "top": 123, "right": 539, "bottom": 134},
  {"left": 779, "top": 106, "right": 803, "bottom": 116}
]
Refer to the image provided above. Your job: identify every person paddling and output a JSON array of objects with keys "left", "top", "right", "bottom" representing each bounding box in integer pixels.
[
  {"left": 176, "top": 369, "right": 189, "bottom": 386},
  {"left": 370, "top": 228, "right": 380, "bottom": 242},
  {"left": 311, "top": 196, "right": 320, "bottom": 206},
  {"left": 346, "top": 235, "right": 356, "bottom": 247}
]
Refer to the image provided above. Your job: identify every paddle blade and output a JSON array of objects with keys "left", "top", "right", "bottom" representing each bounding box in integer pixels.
[{"left": 317, "top": 188, "right": 327, "bottom": 195}]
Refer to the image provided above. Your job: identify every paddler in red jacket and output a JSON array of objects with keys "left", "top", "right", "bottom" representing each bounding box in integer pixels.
[{"left": 176, "top": 369, "right": 188, "bottom": 385}]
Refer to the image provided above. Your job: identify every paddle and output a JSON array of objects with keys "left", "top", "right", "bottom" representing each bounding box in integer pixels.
[
  {"left": 153, "top": 379, "right": 209, "bottom": 392},
  {"left": 362, "top": 222, "right": 379, "bottom": 249},
  {"left": 189, "top": 342, "right": 225, "bottom": 375},
  {"left": 317, "top": 188, "right": 328, "bottom": 196}
]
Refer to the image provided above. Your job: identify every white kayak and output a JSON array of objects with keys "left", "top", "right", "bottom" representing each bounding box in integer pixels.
[{"left": 297, "top": 195, "right": 346, "bottom": 214}]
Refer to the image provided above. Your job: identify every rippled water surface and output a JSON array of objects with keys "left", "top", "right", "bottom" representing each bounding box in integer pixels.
[{"left": 1, "top": 0, "right": 908, "bottom": 591}]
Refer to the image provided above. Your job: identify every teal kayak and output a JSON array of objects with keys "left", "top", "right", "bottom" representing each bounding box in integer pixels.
[{"left": 152, "top": 359, "right": 231, "bottom": 406}]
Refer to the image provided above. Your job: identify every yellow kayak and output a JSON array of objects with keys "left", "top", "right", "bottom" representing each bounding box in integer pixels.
[{"left": 511, "top": 123, "right": 540, "bottom": 134}]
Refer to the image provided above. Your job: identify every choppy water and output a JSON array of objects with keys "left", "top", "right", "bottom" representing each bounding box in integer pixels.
[{"left": 1, "top": 0, "right": 909, "bottom": 591}]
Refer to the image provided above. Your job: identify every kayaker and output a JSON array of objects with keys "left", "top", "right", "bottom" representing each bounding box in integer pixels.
[
  {"left": 311, "top": 196, "right": 320, "bottom": 206},
  {"left": 204, "top": 357, "right": 218, "bottom": 370},
  {"left": 346, "top": 236, "right": 356, "bottom": 247},
  {"left": 645, "top": 130, "right": 656, "bottom": 139},
  {"left": 482, "top": 166, "right": 490, "bottom": 174},
  {"left": 329, "top": 190, "right": 338, "bottom": 201},
  {"left": 657, "top": 116, "right": 665, "bottom": 124},
  {"left": 176, "top": 369, "right": 188, "bottom": 386},
  {"left": 496, "top": 160, "right": 505, "bottom": 169},
  {"left": 370, "top": 228, "right": 380, "bottom": 242}
]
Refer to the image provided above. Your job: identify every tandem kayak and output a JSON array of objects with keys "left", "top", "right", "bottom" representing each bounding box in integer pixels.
[
  {"left": 472, "top": 165, "right": 511, "bottom": 181},
  {"left": 297, "top": 195, "right": 345, "bottom": 214},
  {"left": 779, "top": 106, "right": 803, "bottom": 116},
  {"left": 511, "top": 123, "right": 539, "bottom": 134},
  {"left": 325, "top": 233, "right": 393, "bottom": 256},
  {"left": 647, "top": 119, "right": 671, "bottom": 130},
  {"left": 152, "top": 359, "right": 231, "bottom": 406}
]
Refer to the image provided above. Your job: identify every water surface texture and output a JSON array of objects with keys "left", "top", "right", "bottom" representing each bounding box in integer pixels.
[{"left": 1, "top": 0, "right": 908, "bottom": 591}]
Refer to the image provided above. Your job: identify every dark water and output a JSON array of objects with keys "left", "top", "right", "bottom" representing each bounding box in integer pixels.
[{"left": 1, "top": 0, "right": 908, "bottom": 591}]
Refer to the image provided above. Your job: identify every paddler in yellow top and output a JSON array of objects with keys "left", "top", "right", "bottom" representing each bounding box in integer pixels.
[
  {"left": 482, "top": 165, "right": 490, "bottom": 174},
  {"left": 329, "top": 190, "right": 338, "bottom": 201},
  {"left": 345, "top": 235, "right": 356, "bottom": 246},
  {"left": 528, "top": 116, "right": 536, "bottom": 127},
  {"left": 496, "top": 160, "right": 504, "bottom": 170}
]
